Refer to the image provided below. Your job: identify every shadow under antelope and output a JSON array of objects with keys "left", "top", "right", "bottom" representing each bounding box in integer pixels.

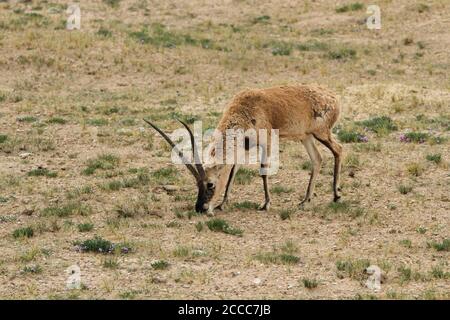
[{"left": 145, "top": 84, "right": 343, "bottom": 215}]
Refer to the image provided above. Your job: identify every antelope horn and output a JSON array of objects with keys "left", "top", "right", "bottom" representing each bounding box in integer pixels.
[
  {"left": 143, "top": 119, "right": 201, "bottom": 182},
  {"left": 176, "top": 118, "right": 206, "bottom": 180}
]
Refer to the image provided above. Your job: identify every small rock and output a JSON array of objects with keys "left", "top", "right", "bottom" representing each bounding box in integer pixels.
[
  {"left": 151, "top": 276, "right": 167, "bottom": 284},
  {"left": 253, "top": 277, "right": 262, "bottom": 285},
  {"left": 19, "top": 152, "right": 32, "bottom": 159},
  {"left": 231, "top": 271, "right": 241, "bottom": 277},
  {"left": 163, "top": 185, "right": 179, "bottom": 194},
  {"left": 21, "top": 209, "right": 34, "bottom": 216}
]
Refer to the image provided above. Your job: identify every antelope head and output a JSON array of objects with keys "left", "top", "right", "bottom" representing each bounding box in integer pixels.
[{"left": 144, "top": 119, "right": 228, "bottom": 214}]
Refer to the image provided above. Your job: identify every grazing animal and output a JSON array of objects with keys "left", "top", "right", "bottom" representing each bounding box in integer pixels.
[{"left": 145, "top": 84, "right": 342, "bottom": 214}]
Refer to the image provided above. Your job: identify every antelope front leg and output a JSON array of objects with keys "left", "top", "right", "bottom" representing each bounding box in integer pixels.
[
  {"left": 215, "top": 165, "right": 239, "bottom": 211},
  {"left": 258, "top": 173, "right": 271, "bottom": 211},
  {"left": 299, "top": 135, "right": 322, "bottom": 208}
]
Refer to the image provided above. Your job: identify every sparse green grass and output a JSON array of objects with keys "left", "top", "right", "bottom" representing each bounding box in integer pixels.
[
  {"left": 151, "top": 260, "right": 169, "bottom": 270},
  {"left": 77, "top": 223, "right": 94, "bottom": 232},
  {"left": 271, "top": 185, "right": 293, "bottom": 194},
  {"left": 97, "top": 28, "right": 112, "bottom": 37},
  {"left": 416, "top": 226, "right": 427, "bottom": 234},
  {"left": 402, "top": 132, "right": 429, "bottom": 143},
  {"left": 336, "top": 2, "right": 364, "bottom": 13},
  {"left": 101, "top": 172, "right": 150, "bottom": 191},
  {"left": 83, "top": 154, "right": 119, "bottom": 175},
  {"left": 252, "top": 15, "right": 271, "bottom": 24},
  {"left": 255, "top": 252, "right": 300, "bottom": 265},
  {"left": 416, "top": 3, "right": 430, "bottom": 13},
  {"left": 17, "top": 116, "right": 38, "bottom": 123},
  {"left": 270, "top": 41, "right": 292, "bottom": 56},
  {"left": 336, "top": 259, "right": 370, "bottom": 280},
  {"left": 430, "top": 266, "right": 450, "bottom": 279},
  {"left": 297, "top": 40, "right": 329, "bottom": 52},
  {"left": 22, "top": 264, "right": 42, "bottom": 274},
  {"left": 13, "top": 226, "right": 34, "bottom": 239},
  {"left": 166, "top": 221, "right": 181, "bottom": 228},
  {"left": 279, "top": 209, "right": 294, "bottom": 221},
  {"left": 407, "top": 163, "right": 423, "bottom": 176},
  {"left": 195, "top": 222, "right": 204, "bottom": 232},
  {"left": 344, "top": 153, "right": 360, "bottom": 169},
  {"left": 206, "top": 218, "right": 243, "bottom": 236},
  {"left": 279, "top": 254, "right": 300, "bottom": 264},
  {"left": 233, "top": 201, "right": 259, "bottom": 210},
  {"left": 27, "top": 168, "right": 57, "bottom": 178},
  {"left": 428, "top": 239, "right": 450, "bottom": 252},
  {"left": 115, "top": 198, "right": 152, "bottom": 218},
  {"left": 302, "top": 278, "right": 319, "bottom": 289},
  {"left": 75, "top": 237, "right": 132, "bottom": 254},
  {"left": 47, "top": 117, "right": 67, "bottom": 125},
  {"left": 129, "top": 24, "right": 222, "bottom": 51},
  {"left": 398, "top": 185, "right": 413, "bottom": 195},
  {"left": 66, "top": 185, "right": 93, "bottom": 200},
  {"left": 325, "top": 201, "right": 364, "bottom": 218},
  {"left": 76, "top": 236, "right": 113, "bottom": 253},
  {"left": 301, "top": 161, "right": 312, "bottom": 171},
  {"left": 356, "top": 116, "right": 397, "bottom": 135},
  {"left": 399, "top": 239, "right": 412, "bottom": 248},
  {"left": 235, "top": 168, "right": 258, "bottom": 185},
  {"left": 103, "top": 0, "right": 121, "bottom": 8},
  {"left": 41, "top": 202, "right": 91, "bottom": 217},
  {"left": 426, "top": 153, "right": 441, "bottom": 164},
  {"left": 337, "top": 129, "right": 366, "bottom": 143},
  {"left": 397, "top": 265, "right": 423, "bottom": 283},
  {"left": 19, "top": 247, "right": 44, "bottom": 263},
  {"left": 151, "top": 167, "right": 178, "bottom": 184},
  {"left": 328, "top": 47, "right": 357, "bottom": 60},
  {"left": 429, "top": 136, "right": 447, "bottom": 145},
  {"left": 103, "top": 258, "right": 119, "bottom": 269},
  {"left": 86, "top": 118, "right": 108, "bottom": 126},
  {"left": 255, "top": 241, "right": 300, "bottom": 265},
  {"left": 173, "top": 246, "right": 190, "bottom": 258},
  {"left": 0, "top": 134, "right": 7, "bottom": 144},
  {"left": 352, "top": 143, "right": 382, "bottom": 152}
]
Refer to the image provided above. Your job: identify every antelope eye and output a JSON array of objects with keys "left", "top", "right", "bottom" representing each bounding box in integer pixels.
[{"left": 206, "top": 182, "right": 215, "bottom": 189}]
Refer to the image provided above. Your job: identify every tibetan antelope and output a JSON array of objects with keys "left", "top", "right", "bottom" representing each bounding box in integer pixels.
[{"left": 145, "top": 84, "right": 342, "bottom": 214}]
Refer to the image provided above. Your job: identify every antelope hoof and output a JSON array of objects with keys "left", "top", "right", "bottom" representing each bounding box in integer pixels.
[
  {"left": 299, "top": 198, "right": 310, "bottom": 209},
  {"left": 206, "top": 207, "right": 215, "bottom": 217},
  {"left": 215, "top": 203, "right": 225, "bottom": 211},
  {"left": 258, "top": 202, "right": 271, "bottom": 211}
]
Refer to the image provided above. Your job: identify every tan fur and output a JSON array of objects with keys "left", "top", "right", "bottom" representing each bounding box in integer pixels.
[
  {"left": 218, "top": 85, "right": 339, "bottom": 139},
  {"left": 208, "top": 84, "right": 343, "bottom": 213}
]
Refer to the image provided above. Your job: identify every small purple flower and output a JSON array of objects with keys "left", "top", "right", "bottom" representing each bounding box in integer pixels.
[
  {"left": 358, "top": 135, "right": 369, "bottom": 143},
  {"left": 399, "top": 134, "right": 410, "bottom": 143},
  {"left": 121, "top": 247, "right": 130, "bottom": 254}
]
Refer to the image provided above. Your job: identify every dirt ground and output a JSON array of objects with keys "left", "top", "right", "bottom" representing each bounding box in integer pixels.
[{"left": 0, "top": 0, "right": 449, "bottom": 299}]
